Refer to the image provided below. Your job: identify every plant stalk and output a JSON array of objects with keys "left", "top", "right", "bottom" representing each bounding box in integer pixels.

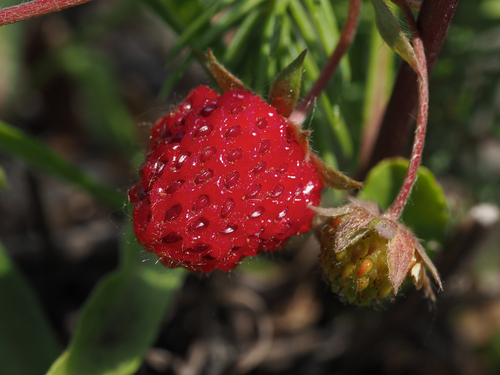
[
  {"left": 0, "top": 0, "right": 94, "bottom": 27},
  {"left": 289, "top": 0, "right": 361, "bottom": 126},
  {"left": 384, "top": 0, "right": 428, "bottom": 220},
  {"left": 358, "top": 0, "right": 458, "bottom": 178}
]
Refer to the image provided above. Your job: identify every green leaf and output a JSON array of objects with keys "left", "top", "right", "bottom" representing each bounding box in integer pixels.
[
  {"left": 370, "top": 0, "right": 418, "bottom": 70},
  {"left": 358, "top": 158, "right": 449, "bottom": 243},
  {"left": 142, "top": 0, "right": 204, "bottom": 34},
  {"left": 302, "top": 0, "right": 351, "bottom": 83},
  {"left": 286, "top": 39, "right": 353, "bottom": 160},
  {"left": 168, "top": 0, "right": 234, "bottom": 61},
  {"left": 195, "top": 0, "right": 266, "bottom": 52},
  {"left": 223, "top": 9, "right": 261, "bottom": 62},
  {"left": 255, "top": 4, "right": 278, "bottom": 93},
  {"left": 55, "top": 45, "right": 139, "bottom": 160},
  {"left": 0, "top": 120, "right": 124, "bottom": 209},
  {"left": 0, "top": 240, "right": 60, "bottom": 375},
  {"left": 289, "top": 0, "right": 320, "bottom": 54},
  {"left": 47, "top": 222, "right": 188, "bottom": 375},
  {"left": 318, "top": 93, "right": 354, "bottom": 159},
  {"left": 360, "top": 21, "right": 395, "bottom": 163},
  {"left": 158, "top": 54, "right": 194, "bottom": 99},
  {"left": 288, "top": 0, "right": 326, "bottom": 79},
  {"left": 269, "top": 50, "right": 306, "bottom": 117}
]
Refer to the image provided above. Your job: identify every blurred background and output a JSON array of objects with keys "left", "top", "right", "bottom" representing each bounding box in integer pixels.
[{"left": 1, "top": 0, "right": 500, "bottom": 374}]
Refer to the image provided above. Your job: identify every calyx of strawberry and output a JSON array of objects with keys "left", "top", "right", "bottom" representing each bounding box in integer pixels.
[{"left": 313, "top": 197, "right": 442, "bottom": 305}]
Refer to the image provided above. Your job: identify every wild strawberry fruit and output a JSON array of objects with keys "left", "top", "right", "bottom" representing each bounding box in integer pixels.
[
  {"left": 313, "top": 197, "right": 442, "bottom": 305},
  {"left": 129, "top": 85, "right": 324, "bottom": 272}
]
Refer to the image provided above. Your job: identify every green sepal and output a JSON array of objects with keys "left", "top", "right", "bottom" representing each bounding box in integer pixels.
[
  {"left": 370, "top": 0, "right": 418, "bottom": 71},
  {"left": 193, "top": 49, "right": 253, "bottom": 93},
  {"left": 310, "top": 153, "right": 363, "bottom": 191},
  {"left": 269, "top": 49, "right": 306, "bottom": 117}
]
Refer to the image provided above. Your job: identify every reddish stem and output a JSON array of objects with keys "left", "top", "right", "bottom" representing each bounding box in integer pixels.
[
  {"left": 359, "top": 0, "right": 458, "bottom": 178},
  {"left": 289, "top": 0, "right": 361, "bottom": 126},
  {"left": 0, "top": 0, "right": 93, "bottom": 27},
  {"left": 384, "top": 0, "right": 428, "bottom": 220}
]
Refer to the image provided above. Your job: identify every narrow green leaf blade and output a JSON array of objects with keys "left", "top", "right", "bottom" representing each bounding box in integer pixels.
[
  {"left": 358, "top": 158, "right": 449, "bottom": 243},
  {"left": 0, "top": 120, "right": 124, "bottom": 208},
  {"left": 158, "top": 54, "right": 194, "bottom": 99},
  {"left": 0, "top": 240, "right": 60, "bottom": 375},
  {"left": 269, "top": 50, "right": 306, "bottom": 117},
  {"left": 169, "top": 0, "right": 233, "bottom": 60},
  {"left": 55, "top": 45, "right": 139, "bottom": 160},
  {"left": 223, "top": 9, "right": 260, "bottom": 62},
  {"left": 142, "top": 0, "right": 204, "bottom": 34},
  {"left": 288, "top": 0, "right": 320, "bottom": 55},
  {"left": 287, "top": 39, "right": 353, "bottom": 160},
  {"left": 318, "top": 93, "right": 354, "bottom": 159},
  {"left": 195, "top": 0, "right": 266, "bottom": 51},
  {"left": 47, "top": 223, "right": 188, "bottom": 375},
  {"left": 370, "top": 0, "right": 418, "bottom": 70},
  {"left": 360, "top": 21, "right": 395, "bottom": 165},
  {"left": 302, "top": 0, "right": 351, "bottom": 83},
  {"left": 254, "top": 5, "right": 278, "bottom": 93}
]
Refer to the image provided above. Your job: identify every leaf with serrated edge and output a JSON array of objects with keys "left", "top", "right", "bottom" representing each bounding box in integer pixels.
[
  {"left": 269, "top": 50, "right": 306, "bottom": 117},
  {"left": 370, "top": 0, "right": 418, "bottom": 71}
]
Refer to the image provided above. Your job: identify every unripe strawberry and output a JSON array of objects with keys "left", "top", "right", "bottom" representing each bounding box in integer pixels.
[{"left": 314, "top": 197, "right": 442, "bottom": 305}]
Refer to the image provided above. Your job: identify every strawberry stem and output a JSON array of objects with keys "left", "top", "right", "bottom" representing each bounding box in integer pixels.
[
  {"left": 0, "top": 0, "right": 93, "bottom": 27},
  {"left": 289, "top": 0, "right": 361, "bottom": 127},
  {"left": 384, "top": 0, "right": 429, "bottom": 220},
  {"left": 358, "top": 0, "right": 458, "bottom": 178}
]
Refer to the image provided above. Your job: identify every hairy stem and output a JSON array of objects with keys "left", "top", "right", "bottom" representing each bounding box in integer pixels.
[
  {"left": 289, "top": 0, "right": 361, "bottom": 126},
  {"left": 358, "top": 0, "right": 458, "bottom": 178},
  {"left": 384, "top": 0, "right": 428, "bottom": 220},
  {"left": 0, "top": 0, "right": 93, "bottom": 27}
]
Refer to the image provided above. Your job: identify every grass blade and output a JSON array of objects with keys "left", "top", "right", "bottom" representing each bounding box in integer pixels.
[
  {"left": 319, "top": 93, "right": 354, "bottom": 159},
  {"left": 223, "top": 9, "right": 260, "bottom": 62},
  {"left": 158, "top": 54, "right": 194, "bottom": 100},
  {"left": 142, "top": 0, "right": 204, "bottom": 34},
  {"left": 0, "top": 120, "right": 124, "bottom": 208},
  {"left": 255, "top": 5, "right": 278, "bottom": 93},
  {"left": 359, "top": 21, "right": 395, "bottom": 170},
  {"left": 0, "top": 240, "right": 60, "bottom": 375},
  {"left": 288, "top": 0, "right": 320, "bottom": 54},
  {"left": 55, "top": 45, "right": 139, "bottom": 160},
  {"left": 47, "top": 222, "right": 188, "bottom": 375},
  {"left": 303, "top": 0, "right": 351, "bottom": 83},
  {"left": 169, "top": 0, "right": 234, "bottom": 61},
  {"left": 196, "top": 0, "right": 266, "bottom": 51}
]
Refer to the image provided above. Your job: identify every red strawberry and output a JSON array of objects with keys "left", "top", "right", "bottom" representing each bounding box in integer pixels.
[{"left": 128, "top": 85, "right": 323, "bottom": 272}]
